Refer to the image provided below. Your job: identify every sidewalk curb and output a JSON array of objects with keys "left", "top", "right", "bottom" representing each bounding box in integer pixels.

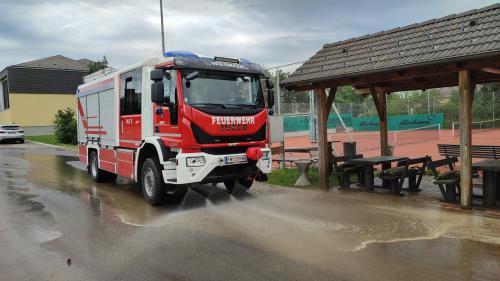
[{"left": 25, "top": 140, "right": 77, "bottom": 151}]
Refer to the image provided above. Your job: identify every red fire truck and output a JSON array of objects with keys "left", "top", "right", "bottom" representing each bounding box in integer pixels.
[{"left": 77, "top": 51, "right": 274, "bottom": 204}]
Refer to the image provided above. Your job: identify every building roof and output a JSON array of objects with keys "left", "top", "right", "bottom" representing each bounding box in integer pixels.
[
  {"left": 13, "top": 55, "right": 92, "bottom": 71},
  {"left": 282, "top": 4, "right": 500, "bottom": 88}
]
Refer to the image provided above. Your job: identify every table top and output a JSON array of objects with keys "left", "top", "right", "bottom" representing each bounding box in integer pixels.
[
  {"left": 346, "top": 155, "right": 408, "bottom": 165},
  {"left": 472, "top": 160, "right": 500, "bottom": 171},
  {"left": 285, "top": 147, "right": 318, "bottom": 153}
]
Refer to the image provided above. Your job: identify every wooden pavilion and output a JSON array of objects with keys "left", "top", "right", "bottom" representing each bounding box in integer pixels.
[{"left": 281, "top": 4, "right": 500, "bottom": 209}]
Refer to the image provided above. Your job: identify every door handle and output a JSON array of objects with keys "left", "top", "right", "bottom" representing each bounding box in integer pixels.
[{"left": 121, "top": 120, "right": 124, "bottom": 135}]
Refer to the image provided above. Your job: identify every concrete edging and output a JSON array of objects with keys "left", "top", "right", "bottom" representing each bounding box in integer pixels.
[{"left": 25, "top": 140, "right": 76, "bottom": 151}]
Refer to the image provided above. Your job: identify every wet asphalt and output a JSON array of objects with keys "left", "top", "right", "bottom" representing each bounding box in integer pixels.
[{"left": 0, "top": 142, "right": 499, "bottom": 281}]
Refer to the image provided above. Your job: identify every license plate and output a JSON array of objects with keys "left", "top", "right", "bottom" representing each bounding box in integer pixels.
[
  {"left": 8, "top": 132, "right": 17, "bottom": 134},
  {"left": 224, "top": 155, "right": 247, "bottom": 165}
]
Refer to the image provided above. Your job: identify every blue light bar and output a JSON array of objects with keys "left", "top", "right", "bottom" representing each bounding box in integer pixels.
[{"left": 164, "top": 51, "right": 199, "bottom": 58}]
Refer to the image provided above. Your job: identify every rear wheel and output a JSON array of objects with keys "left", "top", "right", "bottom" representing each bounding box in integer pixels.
[
  {"left": 223, "top": 178, "right": 254, "bottom": 193},
  {"left": 141, "top": 158, "right": 167, "bottom": 205},
  {"left": 89, "top": 151, "right": 106, "bottom": 182}
]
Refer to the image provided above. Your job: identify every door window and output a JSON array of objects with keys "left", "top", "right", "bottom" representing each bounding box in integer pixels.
[
  {"left": 120, "top": 69, "right": 142, "bottom": 115},
  {"left": 163, "top": 70, "right": 177, "bottom": 104}
]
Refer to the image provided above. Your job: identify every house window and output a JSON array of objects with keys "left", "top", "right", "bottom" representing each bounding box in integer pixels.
[
  {"left": 120, "top": 69, "right": 142, "bottom": 115},
  {"left": 0, "top": 79, "right": 9, "bottom": 111}
]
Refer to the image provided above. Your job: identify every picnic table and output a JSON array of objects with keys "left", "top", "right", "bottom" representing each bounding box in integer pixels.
[
  {"left": 472, "top": 160, "right": 500, "bottom": 207},
  {"left": 346, "top": 156, "right": 408, "bottom": 191},
  {"left": 284, "top": 147, "right": 318, "bottom": 153}
]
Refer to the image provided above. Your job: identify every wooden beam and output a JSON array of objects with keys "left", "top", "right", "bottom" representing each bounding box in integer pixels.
[
  {"left": 326, "top": 87, "right": 337, "bottom": 115},
  {"left": 370, "top": 89, "right": 389, "bottom": 156},
  {"left": 315, "top": 88, "right": 330, "bottom": 191},
  {"left": 370, "top": 89, "right": 382, "bottom": 118},
  {"left": 481, "top": 67, "right": 500, "bottom": 75},
  {"left": 356, "top": 71, "right": 500, "bottom": 94},
  {"left": 379, "top": 93, "right": 389, "bottom": 156},
  {"left": 458, "top": 69, "right": 474, "bottom": 210},
  {"left": 285, "top": 56, "right": 500, "bottom": 92}
]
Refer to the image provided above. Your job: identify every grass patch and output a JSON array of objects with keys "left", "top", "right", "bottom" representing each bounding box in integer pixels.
[
  {"left": 267, "top": 167, "right": 342, "bottom": 189},
  {"left": 26, "top": 135, "right": 77, "bottom": 150}
]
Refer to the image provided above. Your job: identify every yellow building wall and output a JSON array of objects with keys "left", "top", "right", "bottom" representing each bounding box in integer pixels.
[
  {"left": 0, "top": 108, "right": 12, "bottom": 124},
  {"left": 9, "top": 93, "right": 76, "bottom": 127}
]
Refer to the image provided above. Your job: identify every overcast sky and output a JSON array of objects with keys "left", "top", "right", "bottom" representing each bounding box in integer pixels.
[{"left": 0, "top": 0, "right": 498, "bottom": 70}]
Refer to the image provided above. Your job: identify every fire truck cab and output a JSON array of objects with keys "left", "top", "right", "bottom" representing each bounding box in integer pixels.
[{"left": 77, "top": 51, "right": 273, "bottom": 205}]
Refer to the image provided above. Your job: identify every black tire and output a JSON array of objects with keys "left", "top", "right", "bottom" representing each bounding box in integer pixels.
[
  {"left": 88, "top": 151, "right": 116, "bottom": 183},
  {"left": 223, "top": 178, "right": 254, "bottom": 193},
  {"left": 89, "top": 151, "right": 106, "bottom": 182},
  {"left": 140, "top": 158, "right": 167, "bottom": 205},
  {"left": 223, "top": 180, "right": 236, "bottom": 193},
  {"left": 19, "top": 139, "right": 25, "bottom": 144}
]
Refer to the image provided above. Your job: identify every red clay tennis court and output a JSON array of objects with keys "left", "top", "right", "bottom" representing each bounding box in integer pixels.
[{"left": 282, "top": 128, "right": 500, "bottom": 162}]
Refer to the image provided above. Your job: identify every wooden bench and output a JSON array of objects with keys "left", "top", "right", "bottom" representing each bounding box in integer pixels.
[
  {"left": 438, "top": 144, "right": 500, "bottom": 159},
  {"left": 379, "top": 162, "right": 408, "bottom": 196},
  {"left": 271, "top": 146, "right": 297, "bottom": 168},
  {"left": 427, "top": 156, "right": 460, "bottom": 202},
  {"left": 331, "top": 154, "right": 364, "bottom": 189},
  {"left": 397, "top": 156, "right": 431, "bottom": 192}
]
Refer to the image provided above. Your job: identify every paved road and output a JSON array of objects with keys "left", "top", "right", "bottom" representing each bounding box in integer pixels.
[{"left": 1, "top": 142, "right": 499, "bottom": 281}]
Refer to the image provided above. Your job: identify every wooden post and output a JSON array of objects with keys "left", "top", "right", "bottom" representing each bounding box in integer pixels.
[
  {"left": 316, "top": 88, "right": 329, "bottom": 190},
  {"left": 458, "top": 69, "right": 474, "bottom": 209},
  {"left": 379, "top": 92, "right": 389, "bottom": 156},
  {"left": 371, "top": 90, "right": 389, "bottom": 156}
]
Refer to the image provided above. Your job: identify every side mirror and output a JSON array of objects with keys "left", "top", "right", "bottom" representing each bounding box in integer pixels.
[
  {"left": 151, "top": 82, "right": 164, "bottom": 103},
  {"left": 266, "top": 78, "right": 274, "bottom": 89},
  {"left": 150, "top": 69, "right": 164, "bottom": 81}
]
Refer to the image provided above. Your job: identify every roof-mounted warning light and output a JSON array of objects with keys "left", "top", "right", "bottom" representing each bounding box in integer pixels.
[
  {"left": 164, "top": 51, "right": 199, "bottom": 58},
  {"left": 213, "top": 56, "right": 240, "bottom": 64}
]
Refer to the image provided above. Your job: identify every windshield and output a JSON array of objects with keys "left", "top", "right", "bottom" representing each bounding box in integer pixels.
[{"left": 182, "top": 70, "right": 264, "bottom": 108}]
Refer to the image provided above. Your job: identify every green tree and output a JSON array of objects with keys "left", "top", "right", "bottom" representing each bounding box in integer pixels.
[
  {"left": 89, "top": 55, "right": 109, "bottom": 74},
  {"left": 53, "top": 108, "right": 77, "bottom": 144}
]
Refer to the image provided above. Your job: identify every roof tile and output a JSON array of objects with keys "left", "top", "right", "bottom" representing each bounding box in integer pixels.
[{"left": 283, "top": 4, "right": 500, "bottom": 86}]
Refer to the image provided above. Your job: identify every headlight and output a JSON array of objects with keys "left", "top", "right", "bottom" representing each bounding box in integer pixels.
[
  {"left": 186, "top": 156, "right": 206, "bottom": 167},
  {"left": 261, "top": 151, "right": 270, "bottom": 160}
]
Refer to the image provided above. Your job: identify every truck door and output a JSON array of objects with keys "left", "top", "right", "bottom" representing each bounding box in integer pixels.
[
  {"left": 154, "top": 70, "right": 180, "bottom": 136},
  {"left": 119, "top": 68, "right": 142, "bottom": 148}
]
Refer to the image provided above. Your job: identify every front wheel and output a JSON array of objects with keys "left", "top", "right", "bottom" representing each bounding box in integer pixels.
[
  {"left": 223, "top": 178, "right": 254, "bottom": 193},
  {"left": 141, "top": 158, "right": 167, "bottom": 205}
]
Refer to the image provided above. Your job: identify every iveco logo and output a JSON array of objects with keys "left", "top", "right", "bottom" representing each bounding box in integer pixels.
[{"left": 212, "top": 116, "right": 255, "bottom": 131}]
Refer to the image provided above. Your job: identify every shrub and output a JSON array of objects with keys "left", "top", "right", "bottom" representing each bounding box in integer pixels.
[{"left": 54, "top": 108, "right": 77, "bottom": 144}]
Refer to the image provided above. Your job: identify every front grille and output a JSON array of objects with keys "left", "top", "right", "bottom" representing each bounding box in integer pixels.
[
  {"left": 1, "top": 126, "right": 20, "bottom": 131},
  {"left": 191, "top": 123, "right": 266, "bottom": 144}
]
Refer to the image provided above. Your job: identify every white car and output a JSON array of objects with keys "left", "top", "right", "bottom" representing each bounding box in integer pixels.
[{"left": 0, "top": 124, "right": 25, "bottom": 143}]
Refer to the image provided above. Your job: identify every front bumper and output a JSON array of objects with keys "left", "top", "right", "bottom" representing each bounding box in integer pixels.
[
  {"left": 0, "top": 133, "right": 24, "bottom": 141},
  {"left": 162, "top": 148, "right": 271, "bottom": 185}
]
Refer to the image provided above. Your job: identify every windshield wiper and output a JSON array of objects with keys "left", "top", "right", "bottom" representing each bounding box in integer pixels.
[
  {"left": 190, "top": 103, "right": 226, "bottom": 109},
  {"left": 228, "top": 104, "right": 260, "bottom": 109}
]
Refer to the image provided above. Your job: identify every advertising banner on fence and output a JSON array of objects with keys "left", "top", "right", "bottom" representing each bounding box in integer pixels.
[
  {"left": 283, "top": 113, "right": 352, "bottom": 133},
  {"left": 353, "top": 113, "right": 444, "bottom": 131}
]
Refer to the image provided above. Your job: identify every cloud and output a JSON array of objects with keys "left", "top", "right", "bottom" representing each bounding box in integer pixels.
[{"left": 0, "top": 0, "right": 498, "bottom": 70}]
